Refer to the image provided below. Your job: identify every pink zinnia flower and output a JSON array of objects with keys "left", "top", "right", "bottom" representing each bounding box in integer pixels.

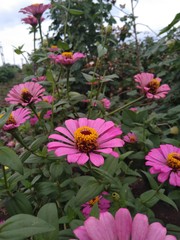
[
  {"left": 145, "top": 144, "right": 180, "bottom": 187},
  {"left": 19, "top": 3, "right": 51, "bottom": 18},
  {"left": 32, "top": 76, "right": 46, "bottom": 82},
  {"left": 134, "top": 72, "right": 171, "bottom": 99},
  {"left": 81, "top": 192, "right": 111, "bottom": 218},
  {"left": 123, "top": 132, "right": 138, "bottom": 143},
  {"left": 5, "top": 82, "right": 45, "bottom": 106},
  {"left": 49, "top": 52, "right": 85, "bottom": 66},
  {"left": 129, "top": 107, "right": 138, "bottom": 112},
  {"left": 101, "top": 98, "right": 111, "bottom": 109},
  {"left": 1, "top": 108, "right": 31, "bottom": 131},
  {"left": 42, "top": 95, "right": 54, "bottom": 104},
  {"left": 47, "top": 118, "right": 124, "bottom": 167},
  {"left": 73, "top": 208, "right": 177, "bottom": 240},
  {"left": 48, "top": 45, "right": 59, "bottom": 52},
  {"left": 21, "top": 16, "right": 44, "bottom": 27}
]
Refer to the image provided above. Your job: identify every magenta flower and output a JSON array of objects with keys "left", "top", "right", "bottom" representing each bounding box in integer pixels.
[
  {"left": 5, "top": 82, "right": 45, "bottom": 106},
  {"left": 32, "top": 76, "right": 46, "bottom": 82},
  {"left": 21, "top": 16, "right": 44, "bottom": 27},
  {"left": 81, "top": 192, "right": 111, "bottom": 218},
  {"left": 101, "top": 98, "right": 111, "bottom": 109},
  {"left": 73, "top": 208, "right": 177, "bottom": 240},
  {"left": 129, "top": 107, "right": 138, "bottom": 112},
  {"left": 145, "top": 144, "right": 180, "bottom": 187},
  {"left": 1, "top": 108, "right": 31, "bottom": 131},
  {"left": 42, "top": 95, "right": 54, "bottom": 104},
  {"left": 134, "top": 72, "right": 171, "bottom": 99},
  {"left": 47, "top": 118, "right": 124, "bottom": 167},
  {"left": 49, "top": 52, "right": 85, "bottom": 66},
  {"left": 19, "top": 3, "right": 51, "bottom": 18},
  {"left": 123, "top": 132, "right": 138, "bottom": 143}
]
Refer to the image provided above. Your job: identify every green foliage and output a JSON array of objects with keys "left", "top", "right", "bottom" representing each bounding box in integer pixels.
[{"left": 0, "top": 64, "right": 20, "bottom": 83}]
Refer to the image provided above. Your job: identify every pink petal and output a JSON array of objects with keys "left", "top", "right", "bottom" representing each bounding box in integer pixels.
[
  {"left": 157, "top": 172, "right": 170, "bottom": 183},
  {"left": 95, "top": 148, "right": 113, "bottom": 154},
  {"left": 55, "top": 147, "right": 79, "bottom": 157},
  {"left": 98, "top": 127, "right": 122, "bottom": 144},
  {"left": 169, "top": 172, "right": 180, "bottom": 187},
  {"left": 164, "top": 235, "right": 177, "bottom": 240},
  {"left": 146, "top": 222, "right": 167, "bottom": 240},
  {"left": 55, "top": 126, "right": 74, "bottom": 140},
  {"left": 98, "top": 121, "right": 115, "bottom": 135},
  {"left": 48, "top": 134, "right": 74, "bottom": 144},
  {"left": 65, "top": 119, "right": 78, "bottom": 134},
  {"left": 131, "top": 213, "right": 149, "bottom": 240},
  {"left": 99, "top": 138, "right": 124, "bottom": 148},
  {"left": 74, "top": 226, "right": 91, "bottom": 240},
  {"left": 89, "top": 152, "right": 104, "bottom": 166},
  {"left": 115, "top": 208, "right": 132, "bottom": 240},
  {"left": 78, "top": 118, "right": 88, "bottom": 127},
  {"left": 67, "top": 153, "right": 89, "bottom": 164}
]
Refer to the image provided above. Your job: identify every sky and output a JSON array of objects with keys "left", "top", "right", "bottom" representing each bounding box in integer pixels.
[{"left": 0, "top": 0, "right": 179, "bottom": 67}]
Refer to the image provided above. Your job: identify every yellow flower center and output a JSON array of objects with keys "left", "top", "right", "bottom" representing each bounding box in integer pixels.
[
  {"left": 21, "top": 88, "right": 33, "bottom": 103},
  {"left": 74, "top": 126, "right": 98, "bottom": 153},
  {"left": 147, "top": 78, "right": 160, "bottom": 94},
  {"left": 167, "top": 152, "right": 180, "bottom": 170},
  {"left": 6, "top": 114, "right": 16, "bottom": 125},
  {"left": 89, "top": 196, "right": 100, "bottom": 206},
  {"left": 51, "top": 45, "right": 58, "bottom": 49},
  {"left": 61, "top": 52, "right": 73, "bottom": 58}
]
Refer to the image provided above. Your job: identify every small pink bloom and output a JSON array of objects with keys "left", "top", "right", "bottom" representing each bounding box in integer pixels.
[
  {"left": 44, "top": 110, "right": 52, "bottom": 119},
  {"left": 21, "top": 16, "right": 44, "bottom": 27},
  {"left": 49, "top": 52, "right": 85, "bottom": 66},
  {"left": 145, "top": 144, "right": 180, "bottom": 187},
  {"left": 2, "top": 108, "right": 31, "bottom": 131},
  {"left": 134, "top": 72, "right": 171, "bottom": 99},
  {"left": 123, "top": 132, "right": 138, "bottom": 143},
  {"left": 48, "top": 45, "right": 59, "bottom": 52},
  {"left": 5, "top": 82, "right": 45, "bottom": 106},
  {"left": 42, "top": 95, "right": 54, "bottom": 104},
  {"left": 129, "top": 107, "right": 138, "bottom": 112},
  {"left": 19, "top": 3, "right": 51, "bottom": 18},
  {"left": 81, "top": 192, "right": 111, "bottom": 218},
  {"left": 29, "top": 115, "right": 38, "bottom": 126},
  {"left": 47, "top": 118, "right": 124, "bottom": 167},
  {"left": 32, "top": 76, "right": 46, "bottom": 82},
  {"left": 73, "top": 208, "right": 177, "bottom": 240},
  {"left": 101, "top": 98, "right": 111, "bottom": 109}
]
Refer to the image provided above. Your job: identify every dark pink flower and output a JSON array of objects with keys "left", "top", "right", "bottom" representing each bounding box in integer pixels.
[
  {"left": 81, "top": 192, "right": 111, "bottom": 218},
  {"left": 42, "top": 95, "right": 54, "bottom": 104},
  {"left": 129, "top": 107, "right": 138, "bottom": 112},
  {"left": 145, "top": 144, "right": 180, "bottom": 187},
  {"left": 101, "top": 98, "right": 111, "bottom": 109},
  {"left": 21, "top": 16, "right": 44, "bottom": 27},
  {"left": 49, "top": 52, "right": 85, "bottom": 66},
  {"left": 19, "top": 3, "right": 51, "bottom": 18},
  {"left": 73, "top": 208, "right": 176, "bottom": 240},
  {"left": 32, "top": 76, "right": 46, "bottom": 82},
  {"left": 1, "top": 108, "right": 31, "bottom": 131},
  {"left": 134, "top": 72, "right": 171, "bottom": 99},
  {"left": 47, "top": 118, "right": 124, "bottom": 167},
  {"left": 123, "top": 132, "right": 138, "bottom": 143},
  {"left": 5, "top": 82, "right": 45, "bottom": 106}
]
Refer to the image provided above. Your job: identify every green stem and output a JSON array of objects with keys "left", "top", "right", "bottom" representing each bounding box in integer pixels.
[
  {"left": 106, "top": 96, "right": 145, "bottom": 116},
  {"left": 38, "top": 18, "right": 43, "bottom": 45},
  {"left": 2, "top": 165, "right": 13, "bottom": 197},
  {"left": 66, "top": 68, "right": 71, "bottom": 101}
]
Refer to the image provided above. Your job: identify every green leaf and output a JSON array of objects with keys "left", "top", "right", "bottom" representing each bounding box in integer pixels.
[
  {"left": 97, "top": 44, "right": 107, "bottom": 58},
  {"left": 0, "top": 147, "right": 23, "bottom": 174},
  {"left": 5, "top": 192, "right": 33, "bottom": 216},
  {"left": 0, "top": 214, "right": 55, "bottom": 240},
  {"left": 141, "top": 171, "right": 159, "bottom": 190},
  {"left": 75, "top": 178, "right": 104, "bottom": 206},
  {"left": 68, "top": 9, "right": 84, "bottom": 15},
  {"left": 30, "top": 135, "right": 48, "bottom": 151},
  {"left": 140, "top": 189, "right": 159, "bottom": 207},
  {"left": 35, "top": 203, "right": 59, "bottom": 240},
  {"left": 159, "top": 13, "right": 180, "bottom": 35},
  {"left": 0, "top": 105, "right": 14, "bottom": 129},
  {"left": 157, "top": 192, "right": 178, "bottom": 211},
  {"left": 57, "top": 40, "right": 70, "bottom": 50}
]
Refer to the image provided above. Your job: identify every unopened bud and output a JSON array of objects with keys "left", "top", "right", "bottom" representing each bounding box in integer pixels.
[{"left": 170, "top": 126, "right": 179, "bottom": 135}]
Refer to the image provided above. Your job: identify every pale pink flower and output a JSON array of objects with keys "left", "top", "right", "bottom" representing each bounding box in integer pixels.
[
  {"left": 5, "top": 82, "right": 45, "bottom": 106},
  {"left": 123, "top": 132, "right": 138, "bottom": 143},
  {"left": 21, "top": 16, "right": 44, "bottom": 27},
  {"left": 19, "top": 3, "right": 51, "bottom": 18},
  {"left": 42, "top": 95, "right": 54, "bottom": 104},
  {"left": 49, "top": 52, "right": 85, "bottom": 66},
  {"left": 134, "top": 72, "right": 171, "bottom": 99},
  {"left": 32, "top": 76, "right": 46, "bottom": 82},
  {"left": 47, "top": 118, "right": 124, "bottom": 167},
  {"left": 48, "top": 45, "right": 59, "bottom": 52},
  {"left": 101, "top": 98, "right": 111, "bottom": 109},
  {"left": 2, "top": 108, "right": 31, "bottom": 131},
  {"left": 81, "top": 192, "right": 111, "bottom": 218},
  {"left": 73, "top": 208, "right": 177, "bottom": 240},
  {"left": 129, "top": 107, "right": 137, "bottom": 112},
  {"left": 145, "top": 144, "right": 180, "bottom": 187}
]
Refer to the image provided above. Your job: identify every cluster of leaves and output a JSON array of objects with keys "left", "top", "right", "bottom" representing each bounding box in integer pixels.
[{"left": 0, "top": 64, "right": 20, "bottom": 83}]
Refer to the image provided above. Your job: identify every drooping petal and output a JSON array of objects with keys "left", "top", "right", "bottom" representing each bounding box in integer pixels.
[
  {"left": 146, "top": 222, "right": 167, "bottom": 240},
  {"left": 73, "top": 226, "right": 91, "bottom": 240},
  {"left": 131, "top": 213, "right": 149, "bottom": 240},
  {"left": 89, "top": 152, "right": 104, "bottom": 166}
]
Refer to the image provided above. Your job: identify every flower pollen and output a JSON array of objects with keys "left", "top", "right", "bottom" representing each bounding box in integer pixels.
[
  {"left": 147, "top": 78, "right": 160, "bottom": 94},
  {"left": 167, "top": 152, "right": 180, "bottom": 170},
  {"left": 89, "top": 196, "right": 100, "bottom": 206},
  {"left": 21, "top": 88, "right": 33, "bottom": 102},
  {"left": 6, "top": 114, "right": 16, "bottom": 125},
  {"left": 74, "top": 126, "right": 98, "bottom": 153},
  {"left": 61, "top": 52, "right": 73, "bottom": 58}
]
